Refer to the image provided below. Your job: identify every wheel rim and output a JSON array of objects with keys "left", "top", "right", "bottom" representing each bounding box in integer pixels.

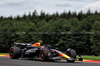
[
  {"left": 41, "top": 51, "right": 44, "bottom": 58},
  {"left": 9, "top": 48, "right": 14, "bottom": 58},
  {"left": 40, "top": 50, "right": 45, "bottom": 60}
]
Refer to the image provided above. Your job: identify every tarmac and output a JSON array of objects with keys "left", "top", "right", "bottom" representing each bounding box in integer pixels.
[{"left": 0, "top": 55, "right": 100, "bottom": 66}]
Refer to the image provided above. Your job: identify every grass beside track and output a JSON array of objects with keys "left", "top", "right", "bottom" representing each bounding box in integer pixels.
[
  {"left": 81, "top": 56, "right": 100, "bottom": 61},
  {"left": 0, "top": 53, "right": 9, "bottom": 55}
]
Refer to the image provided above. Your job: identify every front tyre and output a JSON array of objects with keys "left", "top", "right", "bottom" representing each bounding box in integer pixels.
[
  {"left": 66, "top": 49, "right": 76, "bottom": 63},
  {"left": 66, "top": 49, "right": 76, "bottom": 59},
  {"left": 9, "top": 47, "right": 21, "bottom": 59}
]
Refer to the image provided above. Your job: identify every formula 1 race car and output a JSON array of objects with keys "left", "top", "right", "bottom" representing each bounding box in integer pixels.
[{"left": 9, "top": 42, "right": 76, "bottom": 62}]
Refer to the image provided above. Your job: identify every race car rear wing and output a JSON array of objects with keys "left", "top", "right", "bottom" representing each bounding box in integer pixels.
[{"left": 14, "top": 42, "right": 32, "bottom": 46}]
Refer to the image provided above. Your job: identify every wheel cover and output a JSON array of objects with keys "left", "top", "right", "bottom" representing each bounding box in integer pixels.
[
  {"left": 41, "top": 51, "right": 44, "bottom": 58},
  {"left": 40, "top": 50, "right": 45, "bottom": 60}
]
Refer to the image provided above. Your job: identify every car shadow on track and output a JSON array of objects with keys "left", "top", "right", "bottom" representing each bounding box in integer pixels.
[{"left": 19, "top": 58, "right": 81, "bottom": 64}]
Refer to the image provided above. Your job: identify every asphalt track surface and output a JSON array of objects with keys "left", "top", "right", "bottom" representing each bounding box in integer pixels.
[{"left": 0, "top": 57, "right": 100, "bottom": 66}]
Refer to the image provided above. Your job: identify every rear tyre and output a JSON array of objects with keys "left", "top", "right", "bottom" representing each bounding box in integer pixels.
[
  {"left": 39, "top": 48, "right": 51, "bottom": 61},
  {"left": 9, "top": 47, "right": 21, "bottom": 59}
]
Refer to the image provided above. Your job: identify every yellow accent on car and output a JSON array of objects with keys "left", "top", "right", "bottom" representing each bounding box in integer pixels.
[
  {"left": 62, "top": 54, "right": 70, "bottom": 58},
  {"left": 0, "top": 55, "right": 5, "bottom": 56}
]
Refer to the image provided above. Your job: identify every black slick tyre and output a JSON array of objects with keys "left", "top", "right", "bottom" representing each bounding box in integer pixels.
[
  {"left": 66, "top": 49, "right": 76, "bottom": 59},
  {"left": 39, "top": 48, "right": 51, "bottom": 61},
  {"left": 66, "top": 49, "right": 76, "bottom": 63},
  {"left": 9, "top": 47, "right": 21, "bottom": 59}
]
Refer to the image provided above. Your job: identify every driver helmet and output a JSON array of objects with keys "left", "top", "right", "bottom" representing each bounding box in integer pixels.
[{"left": 38, "top": 40, "right": 44, "bottom": 46}]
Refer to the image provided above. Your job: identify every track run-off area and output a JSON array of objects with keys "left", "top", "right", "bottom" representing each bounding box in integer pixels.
[{"left": 0, "top": 55, "right": 100, "bottom": 66}]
